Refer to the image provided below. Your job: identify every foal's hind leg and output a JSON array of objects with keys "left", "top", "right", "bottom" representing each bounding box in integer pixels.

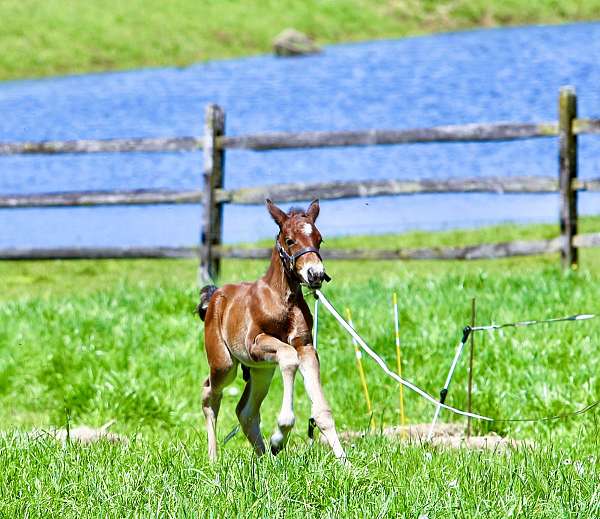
[
  {"left": 202, "top": 363, "right": 237, "bottom": 462},
  {"left": 203, "top": 311, "right": 237, "bottom": 462},
  {"left": 236, "top": 367, "right": 275, "bottom": 456}
]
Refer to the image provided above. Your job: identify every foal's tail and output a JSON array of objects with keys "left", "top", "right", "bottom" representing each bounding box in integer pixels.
[{"left": 196, "top": 285, "right": 218, "bottom": 321}]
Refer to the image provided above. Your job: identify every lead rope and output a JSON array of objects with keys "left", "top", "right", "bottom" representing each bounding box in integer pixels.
[
  {"left": 314, "top": 289, "right": 493, "bottom": 421},
  {"left": 313, "top": 296, "right": 319, "bottom": 350},
  {"left": 308, "top": 295, "right": 319, "bottom": 440}
]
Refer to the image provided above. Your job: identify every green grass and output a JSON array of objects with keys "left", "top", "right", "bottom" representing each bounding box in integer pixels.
[
  {"left": 2, "top": 220, "right": 600, "bottom": 516},
  {"left": 2, "top": 436, "right": 600, "bottom": 517},
  {"left": 1, "top": 0, "right": 600, "bottom": 80}
]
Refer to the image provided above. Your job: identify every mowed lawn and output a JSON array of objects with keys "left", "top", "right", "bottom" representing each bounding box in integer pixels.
[
  {"left": 1, "top": 0, "right": 600, "bottom": 80},
  {"left": 2, "top": 221, "right": 600, "bottom": 516}
]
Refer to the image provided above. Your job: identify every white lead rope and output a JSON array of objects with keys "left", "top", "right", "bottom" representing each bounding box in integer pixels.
[
  {"left": 314, "top": 289, "right": 493, "bottom": 422},
  {"left": 313, "top": 297, "right": 319, "bottom": 350}
]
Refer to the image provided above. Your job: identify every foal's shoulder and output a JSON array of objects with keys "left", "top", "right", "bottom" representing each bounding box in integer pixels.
[{"left": 251, "top": 278, "right": 280, "bottom": 299}]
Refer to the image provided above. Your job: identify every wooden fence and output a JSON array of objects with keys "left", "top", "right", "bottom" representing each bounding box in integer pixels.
[{"left": 1, "top": 86, "right": 600, "bottom": 282}]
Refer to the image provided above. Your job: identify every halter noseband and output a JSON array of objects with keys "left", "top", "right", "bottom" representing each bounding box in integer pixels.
[{"left": 275, "top": 237, "right": 331, "bottom": 282}]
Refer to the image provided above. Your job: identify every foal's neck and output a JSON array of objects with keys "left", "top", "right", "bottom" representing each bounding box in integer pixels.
[{"left": 263, "top": 247, "right": 303, "bottom": 306}]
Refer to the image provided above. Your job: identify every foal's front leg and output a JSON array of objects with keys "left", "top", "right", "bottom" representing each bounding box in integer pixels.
[
  {"left": 298, "top": 346, "right": 346, "bottom": 459},
  {"left": 251, "top": 334, "right": 299, "bottom": 454},
  {"left": 270, "top": 344, "right": 299, "bottom": 455}
]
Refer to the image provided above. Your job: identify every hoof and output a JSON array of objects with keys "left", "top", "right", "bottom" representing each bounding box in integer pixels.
[{"left": 270, "top": 443, "right": 283, "bottom": 456}]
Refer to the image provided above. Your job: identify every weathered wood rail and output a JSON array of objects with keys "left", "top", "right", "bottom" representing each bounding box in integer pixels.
[
  {"left": 0, "top": 189, "right": 203, "bottom": 208},
  {"left": 1, "top": 118, "right": 598, "bottom": 156},
  {"left": 2, "top": 177, "right": 600, "bottom": 209},
  {"left": 0, "top": 246, "right": 199, "bottom": 260},
  {"left": 5, "top": 232, "right": 600, "bottom": 262},
  {"left": 216, "top": 234, "right": 600, "bottom": 261},
  {"left": 0, "top": 137, "right": 203, "bottom": 155},
  {"left": 1, "top": 86, "right": 599, "bottom": 277}
]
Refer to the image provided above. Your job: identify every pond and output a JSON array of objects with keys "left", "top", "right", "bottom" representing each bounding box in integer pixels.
[{"left": 0, "top": 23, "right": 599, "bottom": 248}]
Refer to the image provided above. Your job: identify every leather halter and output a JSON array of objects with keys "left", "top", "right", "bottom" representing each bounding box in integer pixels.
[{"left": 275, "top": 237, "right": 331, "bottom": 282}]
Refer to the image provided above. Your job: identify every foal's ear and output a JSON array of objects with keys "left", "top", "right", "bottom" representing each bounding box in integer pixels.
[
  {"left": 266, "top": 199, "right": 288, "bottom": 228},
  {"left": 306, "top": 199, "right": 320, "bottom": 223}
]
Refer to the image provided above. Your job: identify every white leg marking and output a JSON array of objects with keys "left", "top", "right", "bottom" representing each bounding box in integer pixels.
[
  {"left": 300, "top": 350, "right": 346, "bottom": 459},
  {"left": 270, "top": 348, "right": 299, "bottom": 454},
  {"left": 202, "top": 384, "right": 222, "bottom": 463}
]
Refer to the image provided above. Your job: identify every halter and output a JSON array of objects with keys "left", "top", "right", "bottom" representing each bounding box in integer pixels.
[{"left": 275, "top": 236, "right": 331, "bottom": 282}]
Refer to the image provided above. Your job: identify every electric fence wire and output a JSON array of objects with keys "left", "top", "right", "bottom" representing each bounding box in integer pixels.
[{"left": 316, "top": 289, "right": 600, "bottom": 425}]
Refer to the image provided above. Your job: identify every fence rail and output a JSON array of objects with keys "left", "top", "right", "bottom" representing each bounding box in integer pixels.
[
  {"left": 1, "top": 86, "right": 599, "bottom": 275},
  {"left": 215, "top": 233, "right": 600, "bottom": 261},
  {"left": 0, "top": 118, "right": 597, "bottom": 156},
  {"left": 0, "top": 137, "right": 202, "bottom": 155},
  {"left": 2, "top": 177, "right": 600, "bottom": 209},
  {"left": 216, "top": 176, "right": 600, "bottom": 205},
  {"left": 218, "top": 122, "right": 557, "bottom": 150},
  {"left": 3, "top": 232, "right": 600, "bottom": 261},
  {"left": 0, "top": 189, "right": 203, "bottom": 208},
  {"left": 0, "top": 246, "right": 199, "bottom": 260},
  {"left": 0, "top": 118, "right": 599, "bottom": 157}
]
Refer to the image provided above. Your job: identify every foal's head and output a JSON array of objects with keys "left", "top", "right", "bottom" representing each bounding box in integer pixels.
[{"left": 266, "top": 198, "right": 328, "bottom": 289}]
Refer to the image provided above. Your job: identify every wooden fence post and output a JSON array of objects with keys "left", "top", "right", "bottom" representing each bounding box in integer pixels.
[
  {"left": 199, "top": 104, "right": 225, "bottom": 284},
  {"left": 558, "top": 86, "right": 578, "bottom": 269}
]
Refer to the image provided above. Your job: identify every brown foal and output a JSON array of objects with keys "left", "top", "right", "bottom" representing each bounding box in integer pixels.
[{"left": 197, "top": 199, "right": 345, "bottom": 462}]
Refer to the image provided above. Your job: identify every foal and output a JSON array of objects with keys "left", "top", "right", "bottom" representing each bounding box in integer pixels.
[{"left": 197, "top": 199, "right": 345, "bottom": 462}]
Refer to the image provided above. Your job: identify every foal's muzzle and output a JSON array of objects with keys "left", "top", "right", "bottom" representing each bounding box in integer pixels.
[{"left": 306, "top": 267, "right": 331, "bottom": 289}]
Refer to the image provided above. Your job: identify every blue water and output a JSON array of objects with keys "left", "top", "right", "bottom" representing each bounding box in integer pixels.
[{"left": 0, "top": 23, "right": 599, "bottom": 248}]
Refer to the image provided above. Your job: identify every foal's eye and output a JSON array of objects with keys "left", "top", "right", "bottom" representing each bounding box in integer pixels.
[{"left": 285, "top": 238, "right": 295, "bottom": 247}]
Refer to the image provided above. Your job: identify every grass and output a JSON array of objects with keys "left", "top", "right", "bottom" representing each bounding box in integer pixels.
[
  {"left": 1, "top": 0, "right": 599, "bottom": 80},
  {"left": 2, "top": 220, "right": 600, "bottom": 516},
  {"left": 3, "top": 436, "right": 600, "bottom": 516}
]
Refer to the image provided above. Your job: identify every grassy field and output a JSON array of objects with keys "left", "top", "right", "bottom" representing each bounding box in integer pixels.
[
  {"left": 1, "top": 0, "right": 599, "bottom": 80},
  {"left": 2, "top": 220, "right": 600, "bottom": 516}
]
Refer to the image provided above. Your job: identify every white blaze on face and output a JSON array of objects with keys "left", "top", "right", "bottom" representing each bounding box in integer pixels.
[{"left": 302, "top": 223, "right": 313, "bottom": 236}]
